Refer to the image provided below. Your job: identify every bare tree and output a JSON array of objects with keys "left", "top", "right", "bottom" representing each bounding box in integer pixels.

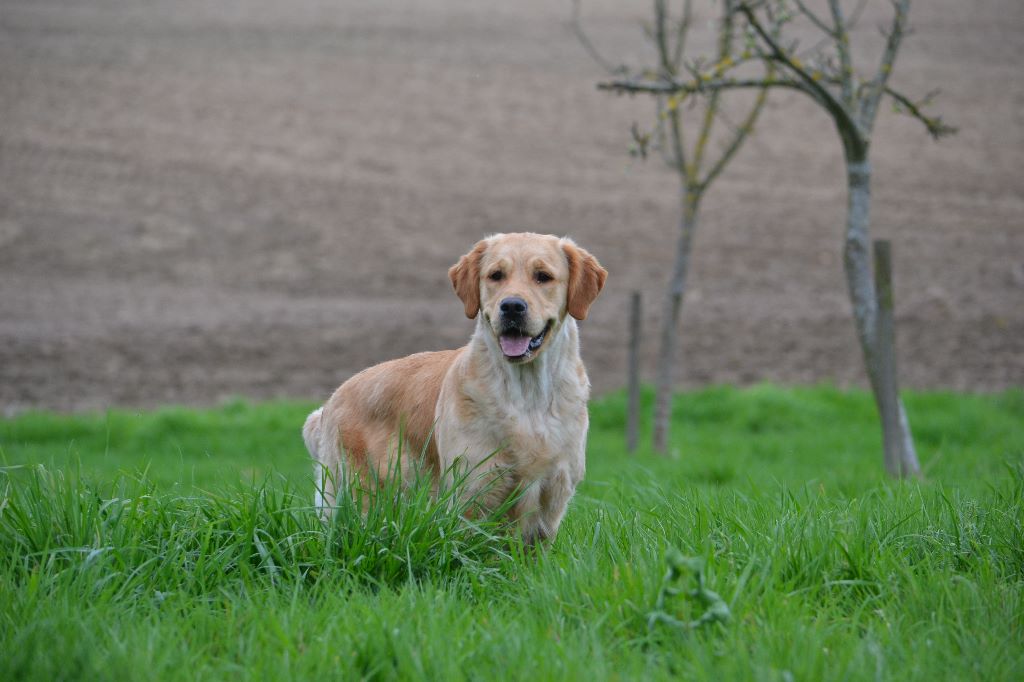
[
  {"left": 574, "top": 0, "right": 771, "bottom": 453},
  {"left": 599, "top": 0, "right": 954, "bottom": 476}
]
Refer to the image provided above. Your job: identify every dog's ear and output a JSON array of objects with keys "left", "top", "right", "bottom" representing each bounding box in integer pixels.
[
  {"left": 562, "top": 240, "right": 608, "bottom": 321},
  {"left": 449, "top": 240, "right": 488, "bottom": 319}
]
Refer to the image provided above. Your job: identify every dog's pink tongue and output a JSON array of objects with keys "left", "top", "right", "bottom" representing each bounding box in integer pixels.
[{"left": 499, "top": 334, "right": 531, "bottom": 357}]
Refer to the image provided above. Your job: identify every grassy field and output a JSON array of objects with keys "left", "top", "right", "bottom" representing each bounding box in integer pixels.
[{"left": 1, "top": 386, "right": 1022, "bottom": 680}]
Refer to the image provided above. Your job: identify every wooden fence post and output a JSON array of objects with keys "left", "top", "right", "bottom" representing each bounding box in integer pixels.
[{"left": 873, "top": 240, "right": 919, "bottom": 477}]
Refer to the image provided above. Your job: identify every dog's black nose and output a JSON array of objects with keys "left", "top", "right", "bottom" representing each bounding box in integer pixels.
[{"left": 500, "top": 297, "right": 528, "bottom": 315}]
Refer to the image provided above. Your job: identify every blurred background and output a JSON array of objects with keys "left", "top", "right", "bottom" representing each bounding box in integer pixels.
[{"left": 1, "top": 0, "right": 1021, "bottom": 413}]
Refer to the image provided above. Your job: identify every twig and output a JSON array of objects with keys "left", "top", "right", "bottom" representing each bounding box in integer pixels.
[
  {"left": 568, "top": 0, "right": 625, "bottom": 76},
  {"left": 827, "top": 0, "right": 855, "bottom": 107},
  {"left": 699, "top": 67, "right": 772, "bottom": 192},
  {"left": 671, "top": 0, "right": 694, "bottom": 70},
  {"left": 883, "top": 86, "right": 957, "bottom": 139},
  {"left": 794, "top": 0, "right": 836, "bottom": 36},
  {"left": 860, "top": 0, "right": 910, "bottom": 130}
]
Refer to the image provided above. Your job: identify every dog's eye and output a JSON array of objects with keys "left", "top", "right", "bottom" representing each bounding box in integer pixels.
[
  {"left": 489, "top": 271, "right": 504, "bottom": 282},
  {"left": 535, "top": 271, "right": 553, "bottom": 283}
]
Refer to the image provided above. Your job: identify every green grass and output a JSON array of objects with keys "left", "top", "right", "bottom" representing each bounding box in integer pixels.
[{"left": 1, "top": 385, "right": 1022, "bottom": 680}]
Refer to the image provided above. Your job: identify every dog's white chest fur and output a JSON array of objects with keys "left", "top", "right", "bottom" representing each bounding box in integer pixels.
[
  {"left": 434, "top": 319, "right": 589, "bottom": 538},
  {"left": 485, "top": 391, "right": 586, "bottom": 481}
]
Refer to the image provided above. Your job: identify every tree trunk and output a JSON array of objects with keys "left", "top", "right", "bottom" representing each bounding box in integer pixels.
[
  {"left": 627, "top": 290, "right": 642, "bottom": 453},
  {"left": 653, "top": 193, "right": 698, "bottom": 454},
  {"left": 843, "top": 160, "right": 921, "bottom": 478}
]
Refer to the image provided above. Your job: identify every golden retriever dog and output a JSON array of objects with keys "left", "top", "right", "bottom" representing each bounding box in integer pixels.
[{"left": 302, "top": 233, "right": 606, "bottom": 544}]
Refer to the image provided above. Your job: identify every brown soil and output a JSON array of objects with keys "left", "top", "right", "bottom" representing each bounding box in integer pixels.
[{"left": 1, "top": 0, "right": 1022, "bottom": 413}]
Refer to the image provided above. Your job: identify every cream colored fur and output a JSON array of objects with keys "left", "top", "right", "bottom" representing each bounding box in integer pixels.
[{"left": 303, "top": 232, "right": 606, "bottom": 544}]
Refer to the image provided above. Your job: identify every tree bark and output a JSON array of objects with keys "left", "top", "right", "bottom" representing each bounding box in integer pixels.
[
  {"left": 627, "top": 290, "right": 642, "bottom": 453},
  {"left": 653, "top": 193, "right": 698, "bottom": 453},
  {"left": 843, "top": 161, "right": 921, "bottom": 478}
]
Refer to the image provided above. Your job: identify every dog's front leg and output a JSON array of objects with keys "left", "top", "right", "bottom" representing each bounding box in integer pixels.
[{"left": 525, "top": 466, "right": 575, "bottom": 546}]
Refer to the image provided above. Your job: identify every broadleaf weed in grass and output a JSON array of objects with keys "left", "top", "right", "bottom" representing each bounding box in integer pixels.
[
  {"left": 647, "top": 549, "right": 731, "bottom": 635},
  {"left": 2, "top": 388, "right": 1023, "bottom": 680}
]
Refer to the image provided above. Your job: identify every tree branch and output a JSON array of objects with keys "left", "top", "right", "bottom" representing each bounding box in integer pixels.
[
  {"left": 654, "top": 0, "right": 688, "bottom": 176},
  {"left": 848, "top": 0, "right": 871, "bottom": 28},
  {"left": 598, "top": 75, "right": 802, "bottom": 96},
  {"left": 667, "top": 99, "right": 689, "bottom": 179},
  {"left": 860, "top": 0, "right": 910, "bottom": 131},
  {"left": 699, "top": 68, "right": 772, "bottom": 192},
  {"left": 793, "top": 0, "right": 835, "bottom": 36},
  {"left": 882, "top": 85, "right": 958, "bottom": 139},
  {"left": 671, "top": 0, "right": 694, "bottom": 70},
  {"left": 736, "top": 2, "right": 867, "bottom": 158},
  {"left": 654, "top": 0, "right": 675, "bottom": 77},
  {"left": 568, "top": 0, "right": 625, "bottom": 76},
  {"left": 654, "top": 97, "right": 678, "bottom": 168},
  {"left": 827, "top": 0, "right": 855, "bottom": 107},
  {"left": 692, "top": 0, "right": 738, "bottom": 180},
  {"left": 736, "top": 5, "right": 839, "bottom": 110},
  {"left": 796, "top": 0, "right": 868, "bottom": 61}
]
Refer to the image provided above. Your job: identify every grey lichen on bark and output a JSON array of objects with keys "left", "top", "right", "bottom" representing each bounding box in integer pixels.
[{"left": 844, "top": 159, "right": 876, "bottom": 352}]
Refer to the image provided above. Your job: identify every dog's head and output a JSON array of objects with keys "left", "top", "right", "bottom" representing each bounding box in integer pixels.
[{"left": 449, "top": 233, "right": 607, "bottom": 364}]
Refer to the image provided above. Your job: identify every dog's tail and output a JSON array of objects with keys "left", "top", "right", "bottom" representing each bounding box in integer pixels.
[
  {"left": 303, "top": 406, "right": 335, "bottom": 517},
  {"left": 302, "top": 407, "right": 324, "bottom": 463}
]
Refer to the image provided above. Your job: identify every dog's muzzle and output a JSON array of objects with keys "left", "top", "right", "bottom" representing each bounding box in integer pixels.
[{"left": 498, "top": 319, "right": 551, "bottom": 361}]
